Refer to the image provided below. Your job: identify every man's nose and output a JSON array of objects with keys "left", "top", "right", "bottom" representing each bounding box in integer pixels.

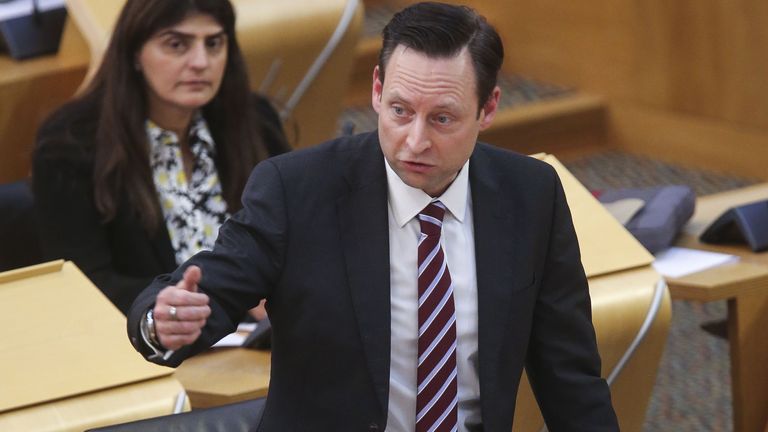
[{"left": 406, "top": 118, "right": 431, "bottom": 153}]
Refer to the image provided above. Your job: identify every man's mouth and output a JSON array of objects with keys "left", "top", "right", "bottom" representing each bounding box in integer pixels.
[{"left": 402, "top": 160, "right": 433, "bottom": 173}]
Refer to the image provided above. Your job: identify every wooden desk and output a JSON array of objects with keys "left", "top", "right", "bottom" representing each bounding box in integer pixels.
[
  {"left": 666, "top": 183, "right": 768, "bottom": 432},
  {"left": 174, "top": 348, "right": 271, "bottom": 409},
  {"left": 0, "top": 261, "right": 186, "bottom": 430}
]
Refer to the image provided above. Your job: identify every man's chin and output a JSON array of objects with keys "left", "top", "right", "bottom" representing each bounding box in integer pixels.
[{"left": 400, "top": 175, "right": 443, "bottom": 196}]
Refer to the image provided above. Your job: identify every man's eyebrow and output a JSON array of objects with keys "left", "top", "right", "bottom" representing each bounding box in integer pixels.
[
  {"left": 434, "top": 101, "right": 461, "bottom": 111},
  {"left": 388, "top": 90, "right": 462, "bottom": 109},
  {"left": 388, "top": 91, "right": 410, "bottom": 104}
]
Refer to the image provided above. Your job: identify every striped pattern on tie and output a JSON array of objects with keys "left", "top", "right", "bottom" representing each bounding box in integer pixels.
[{"left": 416, "top": 201, "right": 458, "bottom": 432}]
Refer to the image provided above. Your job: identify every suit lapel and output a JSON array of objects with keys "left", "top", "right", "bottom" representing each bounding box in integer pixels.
[
  {"left": 336, "top": 139, "right": 527, "bottom": 417},
  {"left": 337, "top": 134, "right": 391, "bottom": 415},
  {"left": 470, "top": 146, "right": 522, "bottom": 409}
]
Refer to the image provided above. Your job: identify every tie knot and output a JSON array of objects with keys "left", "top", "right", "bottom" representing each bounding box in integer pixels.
[{"left": 418, "top": 201, "right": 446, "bottom": 236}]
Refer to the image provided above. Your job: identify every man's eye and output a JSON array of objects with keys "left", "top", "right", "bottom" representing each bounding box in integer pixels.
[
  {"left": 392, "top": 106, "right": 406, "bottom": 116},
  {"left": 435, "top": 115, "right": 451, "bottom": 124}
]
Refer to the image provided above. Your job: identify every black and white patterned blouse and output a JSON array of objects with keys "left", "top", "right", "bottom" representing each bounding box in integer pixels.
[{"left": 146, "top": 115, "right": 228, "bottom": 265}]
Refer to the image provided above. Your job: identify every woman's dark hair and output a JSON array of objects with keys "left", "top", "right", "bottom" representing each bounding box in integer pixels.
[
  {"left": 378, "top": 2, "right": 504, "bottom": 115},
  {"left": 79, "top": 0, "right": 279, "bottom": 232}
]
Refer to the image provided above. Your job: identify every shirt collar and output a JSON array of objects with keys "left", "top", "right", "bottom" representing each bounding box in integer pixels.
[
  {"left": 385, "top": 159, "right": 470, "bottom": 228},
  {"left": 146, "top": 113, "right": 215, "bottom": 155}
]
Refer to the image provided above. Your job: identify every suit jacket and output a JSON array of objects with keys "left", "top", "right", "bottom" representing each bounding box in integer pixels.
[
  {"left": 128, "top": 131, "right": 618, "bottom": 431},
  {"left": 32, "top": 93, "right": 288, "bottom": 314}
]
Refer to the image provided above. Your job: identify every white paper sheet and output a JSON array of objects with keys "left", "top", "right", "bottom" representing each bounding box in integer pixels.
[
  {"left": 212, "top": 322, "right": 258, "bottom": 348},
  {"left": 652, "top": 246, "right": 740, "bottom": 278}
]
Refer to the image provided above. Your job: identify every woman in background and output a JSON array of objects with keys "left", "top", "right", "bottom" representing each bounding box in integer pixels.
[{"left": 33, "top": 0, "right": 288, "bottom": 314}]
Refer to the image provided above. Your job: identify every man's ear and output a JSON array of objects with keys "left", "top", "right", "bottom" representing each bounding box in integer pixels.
[
  {"left": 478, "top": 86, "right": 501, "bottom": 130},
  {"left": 371, "top": 65, "right": 383, "bottom": 114}
]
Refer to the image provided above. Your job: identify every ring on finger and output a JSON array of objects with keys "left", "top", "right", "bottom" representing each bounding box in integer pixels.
[{"left": 169, "top": 305, "right": 179, "bottom": 321}]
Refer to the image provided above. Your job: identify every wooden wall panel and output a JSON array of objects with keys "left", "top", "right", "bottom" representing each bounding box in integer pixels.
[
  {"left": 461, "top": 0, "right": 768, "bottom": 176},
  {"left": 471, "top": 0, "right": 768, "bottom": 130},
  {"left": 0, "top": 20, "right": 88, "bottom": 183},
  {"left": 608, "top": 102, "right": 768, "bottom": 180}
]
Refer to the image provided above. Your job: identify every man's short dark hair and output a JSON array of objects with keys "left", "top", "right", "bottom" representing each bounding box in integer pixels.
[{"left": 378, "top": 2, "right": 504, "bottom": 114}]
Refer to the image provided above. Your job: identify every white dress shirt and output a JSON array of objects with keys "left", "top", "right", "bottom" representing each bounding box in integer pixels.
[{"left": 385, "top": 160, "right": 482, "bottom": 431}]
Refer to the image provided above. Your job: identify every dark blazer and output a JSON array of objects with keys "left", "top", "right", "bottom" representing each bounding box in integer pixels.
[
  {"left": 128, "top": 132, "right": 618, "bottom": 431},
  {"left": 32, "top": 94, "right": 288, "bottom": 314}
]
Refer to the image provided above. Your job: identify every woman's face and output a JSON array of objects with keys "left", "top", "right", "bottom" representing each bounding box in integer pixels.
[{"left": 137, "top": 12, "right": 228, "bottom": 119}]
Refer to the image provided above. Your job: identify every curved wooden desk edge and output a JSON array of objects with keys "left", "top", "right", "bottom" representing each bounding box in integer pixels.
[{"left": 174, "top": 348, "right": 271, "bottom": 409}]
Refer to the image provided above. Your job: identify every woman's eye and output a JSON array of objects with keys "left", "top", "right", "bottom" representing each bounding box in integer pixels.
[
  {"left": 165, "top": 38, "right": 186, "bottom": 52},
  {"left": 206, "top": 36, "right": 225, "bottom": 50}
]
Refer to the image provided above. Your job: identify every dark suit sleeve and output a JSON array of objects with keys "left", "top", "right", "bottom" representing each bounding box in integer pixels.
[
  {"left": 525, "top": 169, "right": 619, "bottom": 431},
  {"left": 32, "top": 142, "right": 153, "bottom": 314},
  {"left": 127, "top": 158, "right": 288, "bottom": 366}
]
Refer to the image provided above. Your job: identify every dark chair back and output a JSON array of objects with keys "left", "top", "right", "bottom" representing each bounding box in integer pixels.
[
  {"left": 86, "top": 397, "right": 266, "bottom": 432},
  {"left": 0, "top": 180, "right": 42, "bottom": 272}
]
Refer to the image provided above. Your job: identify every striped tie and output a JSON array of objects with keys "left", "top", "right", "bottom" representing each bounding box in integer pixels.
[{"left": 416, "top": 201, "right": 458, "bottom": 432}]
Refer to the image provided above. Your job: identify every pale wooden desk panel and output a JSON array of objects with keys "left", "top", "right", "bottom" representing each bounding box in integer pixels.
[
  {"left": 667, "top": 262, "right": 768, "bottom": 302},
  {"left": 0, "top": 261, "right": 185, "bottom": 430},
  {"left": 0, "top": 261, "right": 172, "bottom": 413},
  {"left": 666, "top": 183, "right": 768, "bottom": 432},
  {"left": 174, "top": 348, "right": 271, "bottom": 409},
  {"left": 0, "top": 376, "right": 187, "bottom": 432},
  {"left": 728, "top": 289, "right": 768, "bottom": 432}
]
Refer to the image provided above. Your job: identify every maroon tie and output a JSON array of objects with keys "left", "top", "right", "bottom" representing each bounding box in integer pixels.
[{"left": 416, "top": 201, "right": 458, "bottom": 432}]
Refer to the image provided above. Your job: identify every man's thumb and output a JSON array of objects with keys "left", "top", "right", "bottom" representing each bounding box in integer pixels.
[{"left": 179, "top": 265, "right": 202, "bottom": 292}]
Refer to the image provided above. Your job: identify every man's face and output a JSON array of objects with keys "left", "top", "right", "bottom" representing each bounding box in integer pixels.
[{"left": 372, "top": 45, "right": 499, "bottom": 197}]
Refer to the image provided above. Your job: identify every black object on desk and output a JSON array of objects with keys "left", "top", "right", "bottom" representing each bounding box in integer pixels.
[
  {"left": 0, "top": 2, "right": 66, "bottom": 60},
  {"left": 700, "top": 199, "right": 768, "bottom": 252},
  {"left": 242, "top": 317, "right": 272, "bottom": 350}
]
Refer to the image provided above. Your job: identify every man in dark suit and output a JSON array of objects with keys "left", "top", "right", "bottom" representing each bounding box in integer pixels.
[{"left": 128, "top": 2, "right": 619, "bottom": 431}]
